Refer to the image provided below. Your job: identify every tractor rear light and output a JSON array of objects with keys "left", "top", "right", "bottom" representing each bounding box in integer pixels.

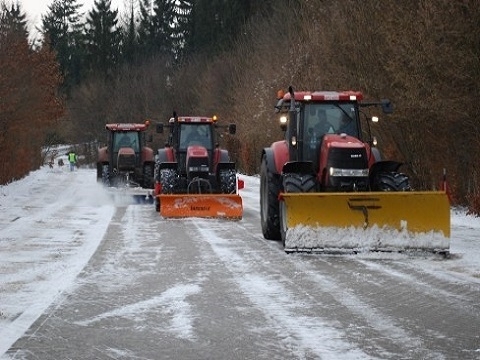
[
  {"left": 154, "top": 182, "right": 162, "bottom": 195},
  {"left": 329, "top": 167, "right": 369, "bottom": 177},
  {"left": 304, "top": 95, "right": 312, "bottom": 101},
  {"left": 349, "top": 95, "right": 357, "bottom": 101},
  {"left": 237, "top": 178, "right": 245, "bottom": 190}
]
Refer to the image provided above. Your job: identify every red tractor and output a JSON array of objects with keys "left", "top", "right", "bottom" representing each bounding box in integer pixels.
[
  {"left": 97, "top": 121, "right": 155, "bottom": 201},
  {"left": 260, "top": 86, "right": 450, "bottom": 253},
  {"left": 154, "top": 113, "right": 243, "bottom": 218}
]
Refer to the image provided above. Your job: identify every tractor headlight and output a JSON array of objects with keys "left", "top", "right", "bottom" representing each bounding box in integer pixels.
[{"left": 329, "top": 167, "right": 369, "bottom": 177}]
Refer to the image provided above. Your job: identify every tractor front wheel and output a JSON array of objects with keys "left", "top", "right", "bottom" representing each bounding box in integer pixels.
[
  {"left": 373, "top": 172, "right": 411, "bottom": 191},
  {"left": 260, "top": 155, "right": 281, "bottom": 240},
  {"left": 279, "top": 173, "right": 316, "bottom": 247}
]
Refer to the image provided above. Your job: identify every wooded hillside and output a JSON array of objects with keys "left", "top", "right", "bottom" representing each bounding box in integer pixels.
[{"left": 1, "top": 0, "right": 479, "bottom": 213}]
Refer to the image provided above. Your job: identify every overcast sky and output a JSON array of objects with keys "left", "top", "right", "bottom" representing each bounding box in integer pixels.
[{"left": 15, "top": 0, "right": 126, "bottom": 35}]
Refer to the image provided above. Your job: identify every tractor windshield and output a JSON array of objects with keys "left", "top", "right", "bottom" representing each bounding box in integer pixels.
[
  {"left": 180, "top": 124, "right": 213, "bottom": 150},
  {"left": 303, "top": 102, "right": 359, "bottom": 163},
  {"left": 113, "top": 131, "right": 140, "bottom": 152},
  {"left": 304, "top": 103, "right": 358, "bottom": 139}
]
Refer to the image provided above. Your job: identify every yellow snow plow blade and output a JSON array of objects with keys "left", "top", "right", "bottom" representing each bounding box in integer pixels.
[
  {"left": 281, "top": 191, "right": 450, "bottom": 253},
  {"left": 158, "top": 194, "right": 243, "bottom": 219}
]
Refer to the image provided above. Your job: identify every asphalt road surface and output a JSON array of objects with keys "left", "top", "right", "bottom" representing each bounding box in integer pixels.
[{"left": 4, "top": 175, "right": 480, "bottom": 360}]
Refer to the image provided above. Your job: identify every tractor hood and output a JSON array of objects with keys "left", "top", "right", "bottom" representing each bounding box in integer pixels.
[{"left": 322, "top": 133, "right": 366, "bottom": 150}]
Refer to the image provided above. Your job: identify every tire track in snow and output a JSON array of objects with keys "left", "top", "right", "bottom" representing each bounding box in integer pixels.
[
  {"left": 75, "top": 283, "right": 201, "bottom": 340},
  {"left": 191, "top": 220, "right": 377, "bottom": 360},
  {"left": 0, "top": 170, "right": 115, "bottom": 357}
]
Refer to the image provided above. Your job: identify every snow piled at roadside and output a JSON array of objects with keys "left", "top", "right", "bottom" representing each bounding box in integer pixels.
[{"left": 0, "top": 166, "right": 115, "bottom": 357}]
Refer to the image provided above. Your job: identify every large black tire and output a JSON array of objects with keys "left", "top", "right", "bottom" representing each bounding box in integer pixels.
[
  {"left": 373, "top": 172, "right": 411, "bottom": 191},
  {"left": 260, "top": 155, "right": 281, "bottom": 240},
  {"left": 280, "top": 173, "right": 317, "bottom": 246},
  {"left": 101, "top": 164, "right": 110, "bottom": 186},
  {"left": 282, "top": 173, "right": 317, "bottom": 193},
  {"left": 219, "top": 169, "right": 237, "bottom": 194},
  {"left": 96, "top": 163, "right": 102, "bottom": 182},
  {"left": 160, "top": 168, "right": 178, "bottom": 194},
  {"left": 143, "top": 163, "right": 154, "bottom": 189}
]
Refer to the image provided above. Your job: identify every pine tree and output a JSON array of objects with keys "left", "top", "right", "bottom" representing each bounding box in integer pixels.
[
  {"left": 41, "top": 0, "right": 85, "bottom": 92},
  {"left": 121, "top": 1, "right": 138, "bottom": 64},
  {"left": 137, "top": 0, "right": 175, "bottom": 60},
  {"left": 0, "top": 1, "right": 28, "bottom": 40},
  {"left": 85, "top": 0, "right": 121, "bottom": 77},
  {"left": 186, "top": 0, "right": 251, "bottom": 55},
  {"left": 172, "top": 0, "right": 192, "bottom": 61}
]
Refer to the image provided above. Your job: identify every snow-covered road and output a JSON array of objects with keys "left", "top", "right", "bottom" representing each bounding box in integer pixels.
[{"left": 1, "top": 166, "right": 480, "bottom": 359}]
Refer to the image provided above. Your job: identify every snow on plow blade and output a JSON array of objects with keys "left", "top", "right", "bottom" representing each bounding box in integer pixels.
[
  {"left": 158, "top": 194, "right": 243, "bottom": 219},
  {"left": 281, "top": 191, "right": 450, "bottom": 253}
]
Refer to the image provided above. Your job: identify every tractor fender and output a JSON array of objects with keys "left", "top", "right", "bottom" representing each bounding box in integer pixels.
[
  {"left": 370, "top": 160, "right": 404, "bottom": 174},
  {"left": 369, "top": 160, "right": 403, "bottom": 183},
  {"left": 371, "top": 147, "right": 382, "bottom": 163},
  {"left": 261, "top": 148, "right": 277, "bottom": 175},
  {"left": 97, "top": 146, "right": 108, "bottom": 163},
  {"left": 216, "top": 149, "right": 230, "bottom": 163},
  {"left": 220, "top": 149, "right": 230, "bottom": 162},
  {"left": 213, "top": 149, "right": 231, "bottom": 174},
  {"left": 141, "top": 146, "right": 154, "bottom": 163},
  {"left": 262, "top": 140, "right": 289, "bottom": 175},
  {"left": 156, "top": 147, "right": 175, "bottom": 163}
]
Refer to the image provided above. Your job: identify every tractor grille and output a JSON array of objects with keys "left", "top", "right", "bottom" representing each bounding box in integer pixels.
[
  {"left": 117, "top": 153, "right": 136, "bottom": 171},
  {"left": 326, "top": 147, "right": 369, "bottom": 191},
  {"left": 327, "top": 147, "right": 368, "bottom": 169}
]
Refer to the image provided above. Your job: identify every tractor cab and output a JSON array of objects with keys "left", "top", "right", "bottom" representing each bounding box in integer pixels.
[
  {"left": 300, "top": 102, "right": 361, "bottom": 167},
  {"left": 113, "top": 131, "right": 141, "bottom": 153}
]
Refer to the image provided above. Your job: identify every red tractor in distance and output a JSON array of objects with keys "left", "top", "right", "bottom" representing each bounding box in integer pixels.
[
  {"left": 97, "top": 121, "right": 155, "bottom": 201},
  {"left": 154, "top": 113, "right": 243, "bottom": 219}
]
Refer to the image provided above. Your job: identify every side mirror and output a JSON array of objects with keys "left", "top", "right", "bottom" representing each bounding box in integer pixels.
[
  {"left": 156, "top": 124, "right": 164, "bottom": 133},
  {"left": 381, "top": 99, "right": 393, "bottom": 114},
  {"left": 228, "top": 124, "right": 236, "bottom": 135}
]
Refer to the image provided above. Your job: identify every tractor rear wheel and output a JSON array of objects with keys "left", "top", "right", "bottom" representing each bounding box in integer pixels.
[
  {"left": 219, "top": 169, "right": 236, "bottom": 194},
  {"left": 143, "top": 164, "right": 154, "bottom": 188},
  {"left": 101, "top": 164, "right": 110, "bottom": 186},
  {"left": 260, "top": 155, "right": 281, "bottom": 240},
  {"left": 96, "top": 163, "right": 102, "bottom": 182}
]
